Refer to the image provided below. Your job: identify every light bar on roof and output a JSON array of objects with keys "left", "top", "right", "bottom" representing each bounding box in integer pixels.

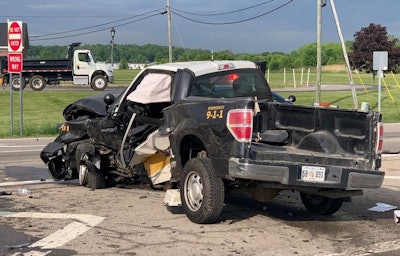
[{"left": 217, "top": 63, "right": 235, "bottom": 70}]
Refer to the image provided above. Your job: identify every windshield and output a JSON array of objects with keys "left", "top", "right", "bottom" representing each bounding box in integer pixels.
[
  {"left": 90, "top": 52, "right": 97, "bottom": 63},
  {"left": 190, "top": 69, "right": 271, "bottom": 100}
]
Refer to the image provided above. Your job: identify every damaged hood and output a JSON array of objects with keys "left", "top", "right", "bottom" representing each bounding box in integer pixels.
[{"left": 63, "top": 89, "right": 123, "bottom": 121}]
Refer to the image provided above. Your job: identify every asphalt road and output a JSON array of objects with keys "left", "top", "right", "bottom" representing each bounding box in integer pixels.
[{"left": 0, "top": 133, "right": 400, "bottom": 256}]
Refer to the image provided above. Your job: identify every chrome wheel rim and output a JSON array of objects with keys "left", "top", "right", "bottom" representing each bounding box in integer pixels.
[{"left": 184, "top": 171, "right": 203, "bottom": 211}]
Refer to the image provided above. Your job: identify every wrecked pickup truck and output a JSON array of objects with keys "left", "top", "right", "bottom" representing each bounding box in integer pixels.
[{"left": 41, "top": 60, "right": 384, "bottom": 224}]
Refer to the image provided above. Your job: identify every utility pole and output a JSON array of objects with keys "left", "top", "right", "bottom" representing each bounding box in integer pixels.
[
  {"left": 316, "top": 0, "right": 323, "bottom": 103},
  {"left": 167, "top": 0, "right": 172, "bottom": 62},
  {"left": 110, "top": 27, "right": 115, "bottom": 68}
]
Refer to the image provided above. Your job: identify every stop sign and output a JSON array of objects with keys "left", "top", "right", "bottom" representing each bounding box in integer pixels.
[{"left": 8, "top": 21, "right": 23, "bottom": 52}]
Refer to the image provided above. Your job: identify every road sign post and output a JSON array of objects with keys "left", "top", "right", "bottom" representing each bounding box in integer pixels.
[{"left": 8, "top": 20, "right": 24, "bottom": 136}]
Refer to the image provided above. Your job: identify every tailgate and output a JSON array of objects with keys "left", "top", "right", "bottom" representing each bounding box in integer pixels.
[{"left": 254, "top": 102, "right": 382, "bottom": 170}]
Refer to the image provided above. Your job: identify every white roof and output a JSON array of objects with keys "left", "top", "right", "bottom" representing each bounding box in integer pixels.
[{"left": 147, "top": 60, "right": 257, "bottom": 76}]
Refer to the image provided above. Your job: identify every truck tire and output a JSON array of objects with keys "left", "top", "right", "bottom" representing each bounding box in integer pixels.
[
  {"left": 91, "top": 75, "right": 107, "bottom": 91},
  {"left": 11, "top": 76, "right": 26, "bottom": 91},
  {"left": 300, "top": 192, "right": 343, "bottom": 215},
  {"left": 29, "top": 75, "right": 46, "bottom": 91},
  {"left": 180, "top": 158, "right": 224, "bottom": 224}
]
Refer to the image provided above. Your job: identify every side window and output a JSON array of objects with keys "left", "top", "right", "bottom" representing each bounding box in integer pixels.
[{"left": 78, "top": 53, "right": 90, "bottom": 62}]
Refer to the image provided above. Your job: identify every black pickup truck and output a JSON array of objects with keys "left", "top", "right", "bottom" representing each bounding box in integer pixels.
[{"left": 41, "top": 60, "right": 384, "bottom": 224}]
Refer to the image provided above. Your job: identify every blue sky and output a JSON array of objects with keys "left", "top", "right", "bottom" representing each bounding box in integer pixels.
[{"left": 1, "top": 0, "right": 399, "bottom": 53}]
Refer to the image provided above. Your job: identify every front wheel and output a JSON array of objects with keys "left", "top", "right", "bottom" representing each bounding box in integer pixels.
[
  {"left": 300, "top": 192, "right": 343, "bottom": 215},
  {"left": 180, "top": 158, "right": 224, "bottom": 224},
  {"left": 11, "top": 76, "right": 26, "bottom": 91},
  {"left": 91, "top": 75, "right": 107, "bottom": 91},
  {"left": 76, "top": 143, "right": 105, "bottom": 189}
]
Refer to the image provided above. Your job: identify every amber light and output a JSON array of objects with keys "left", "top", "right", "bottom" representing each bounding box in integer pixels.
[{"left": 376, "top": 122, "right": 383, "bottom": 153}]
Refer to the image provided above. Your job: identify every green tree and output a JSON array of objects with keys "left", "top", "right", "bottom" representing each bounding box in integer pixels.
[{"left": 119, "top": 58, "right": 129, "bottom": 69}]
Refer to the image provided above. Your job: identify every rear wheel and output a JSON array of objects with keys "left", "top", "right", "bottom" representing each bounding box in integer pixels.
[
  {"left": 180, "top": 158, "right": 224, "bottom": 224},
  {"left": 11, "top": 76, "right": 26, "bottom": 91},
  {"left": 91, "top": 75, "right": 107, "bottom": 90},
  {"left": 29, "top": 75, "right": 46, "bottom": 91},
  {"left": 300, "top": 192, "right": 343, "bottom": 215}
]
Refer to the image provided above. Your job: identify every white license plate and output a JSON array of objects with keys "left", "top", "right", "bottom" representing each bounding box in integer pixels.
[{"left": 301, "top": 166, "right": 326, "bottom": 182}]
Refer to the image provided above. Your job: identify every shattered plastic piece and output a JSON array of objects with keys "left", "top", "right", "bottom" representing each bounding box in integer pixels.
[
  {"left": 394, "top": 210, "right": 400, "bottom": 225},
  {"left": 164, "top": 189, "right": 181, "bottom": 207},
  {"left": 17, "top": 188, "right": 31, "bottom": 194},
  {"left": 368, "top": 203, "right": 397, "bottom": 212}
]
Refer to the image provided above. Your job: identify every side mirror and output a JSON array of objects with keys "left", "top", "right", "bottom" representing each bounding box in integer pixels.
[
  {"left": 287, "top": 95, "right": 296, "bottom": 103},
  {"left": 104, "top": 94, "right": 115, "bottom": 107}
]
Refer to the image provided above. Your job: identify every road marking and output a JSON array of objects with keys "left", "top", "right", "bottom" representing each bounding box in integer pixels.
[
  {"left": 1, "top": 149, "right": 43, "bottom": 153},
  {"left": 1, "top": 211, "right": 105, "bottom": 252},
  {"left": 0, "top": 179, "right": 55, "bottom": 187},
  {"left": 0, "top": 145, "right": 45, "bottom": 148},
  {"left": 324, "top": 238, "right": 400, "bottom": 256},
  {"left": 385, "top": 175, "right": 400, "bottom": 180}
]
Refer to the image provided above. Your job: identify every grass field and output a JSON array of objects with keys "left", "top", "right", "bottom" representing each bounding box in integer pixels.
[{"left": 1, "top": 68, "right": 400, "bottom": 138}]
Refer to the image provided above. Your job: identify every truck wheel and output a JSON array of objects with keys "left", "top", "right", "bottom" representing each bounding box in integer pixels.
[
  {"left": 91, "top": 75, "right": 107, "bottom": 91},
  {"left": 11, "top": 76, "right": 26, "bottom": 91},
  {"left": 300, "top": 192, "right": 343, "bottom": 215},
  {"left": 29, "top": 75, "right": 46, "bottom": 91},
  {"left": 180, "top": 158, "right": 224, "bottom": 224}
]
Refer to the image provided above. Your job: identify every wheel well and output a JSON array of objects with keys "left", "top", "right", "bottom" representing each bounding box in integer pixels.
[
  {"left": 91, "top": 71, "right": 107, "bottom": 80},
  {"left": 179, "top": 135, "right": 206, "bottom": 168}
]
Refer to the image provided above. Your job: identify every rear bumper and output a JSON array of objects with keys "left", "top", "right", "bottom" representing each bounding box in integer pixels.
[{"left": 228, "top": 158, "right": 385, "bottom": 190}]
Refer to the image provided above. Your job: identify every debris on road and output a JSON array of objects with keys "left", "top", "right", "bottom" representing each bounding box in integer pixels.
[
  {"left": 395, "top": 210, "right": 400, "bottom": 225},
  {"left": 368, "top": 203, "right": 397, "bottom": 212}
]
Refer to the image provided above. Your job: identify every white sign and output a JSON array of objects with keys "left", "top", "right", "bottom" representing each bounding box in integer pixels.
[
  {"left": 373, "top": 51, "right": 388, "bottom": 71},
  {"left": 8, "top": 20, "right": 23, "bottom": 52}
]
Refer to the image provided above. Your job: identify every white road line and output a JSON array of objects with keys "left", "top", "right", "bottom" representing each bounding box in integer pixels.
[
  {"left": 324, "top": 238, "right": 400, "bottom": 256},
  {"left": 0, "top": 179, "right": 78, "bottom": 188},
  {"left": 385, "top": 176, "right": 400, "bottom": 180},
  {"left": 1, "top": 149, "right": 43, "bottom": 153},
  {"left": 1, "top": 211, "right": 105, "bottom": 250},
  {"left": 0, "top": 145, "right": 45, "bottom": 148},
  {"left": 0, "top": 179, "right": 55, "bottom": 187}
]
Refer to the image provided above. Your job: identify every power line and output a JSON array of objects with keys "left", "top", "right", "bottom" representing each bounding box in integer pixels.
[
  {"left": 28, "top": 1, "right": 294, "bottom": 42},
  {"left": 30, "top": 9, "right": 165, "bottom": 41},
  {"left": 171, "top": 0, "right": 276, "bottom": 16},
  {"left": 171, "top": 0, "right": 294, "bottom": 25}
]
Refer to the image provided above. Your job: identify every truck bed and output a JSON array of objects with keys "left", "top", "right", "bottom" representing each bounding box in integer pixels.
[
  {"left": 257, "top": 102, "right": 380, "bottom": 168},
  {"left": 23, "top": 59, "right": 72, "bottom": 70}
]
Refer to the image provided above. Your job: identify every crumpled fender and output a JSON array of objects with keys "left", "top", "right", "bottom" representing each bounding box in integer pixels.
[{"left": 40, "top": 141, "right": 63, "bottom": 163}]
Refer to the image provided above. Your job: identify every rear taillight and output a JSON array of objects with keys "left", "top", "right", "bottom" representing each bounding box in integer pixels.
[
  {"left": 376, "top": 122, "right": 383, "bottom": 154},
  {"left": 227, "top": 109, "right": 253, "bottom": 142}
]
